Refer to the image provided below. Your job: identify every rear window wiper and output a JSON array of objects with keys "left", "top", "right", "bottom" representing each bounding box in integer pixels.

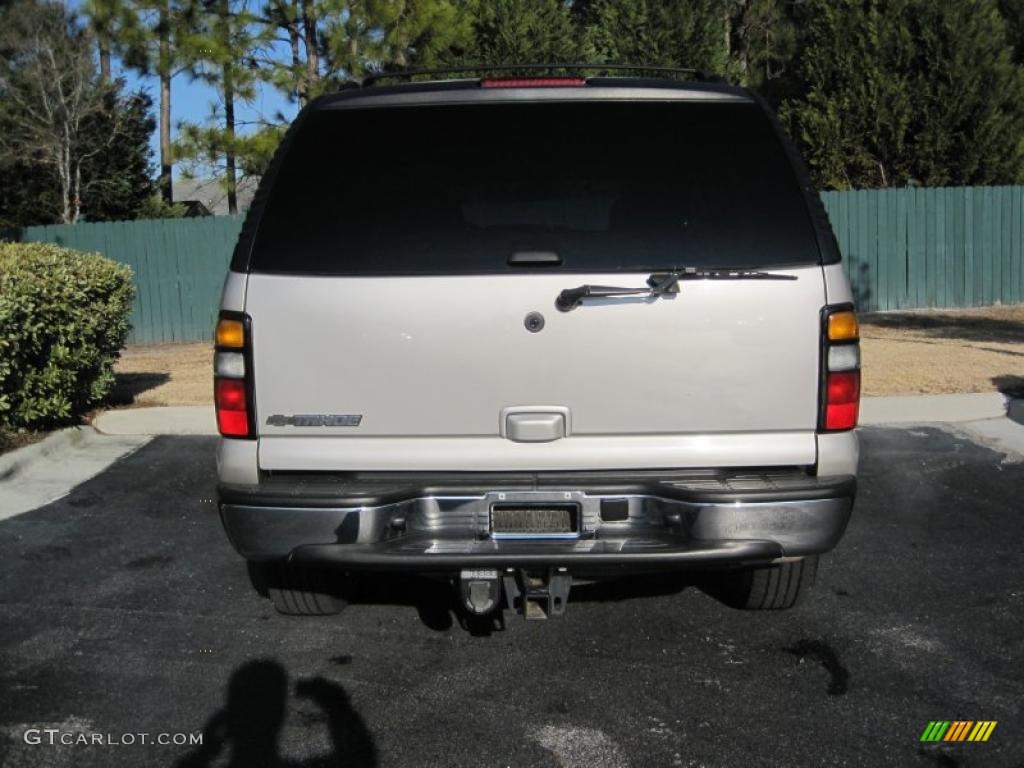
[{"left": 555, "top": 268, "right": 798, "bottom": 312}]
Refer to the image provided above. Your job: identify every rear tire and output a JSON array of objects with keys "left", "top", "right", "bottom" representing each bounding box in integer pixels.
[
  {"left": 712, "top": 555, "right": 819, "bottom": 610},
  {"left": 247, "top": 561, "right": 346, "bottom": 616}
]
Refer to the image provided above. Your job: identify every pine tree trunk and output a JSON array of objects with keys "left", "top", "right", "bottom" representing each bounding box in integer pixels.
[
  {"left": 59, "top": 135, "right": 71, "bottom": 224},
  {"left": 160, "top": 72, "right": 172, "bottom": 202},
  {"left": 300, "top": 0, "right": 318, "bottom": 93},
  {"left": 158, "top": 0, "right": 173, "bottom": 203},
  {"left": 288, "top": 16, "right": 303, "bottom": 104},
  {"left": 274, "top": 0, "right": 304, "bottom": 104},
  {"left": 98, "top": 32, "right": 111, "bottom": 82},
  {"left": 224, "top": 63, "right": 237, "bottom": 215},
  {"left": 724, "top": 7, "right": 731, "bottom": 58},
  {"left": 72, "top": 163, "right": 82, "bottom": 224}
]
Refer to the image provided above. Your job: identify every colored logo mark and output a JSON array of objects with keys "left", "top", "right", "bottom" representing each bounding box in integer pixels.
[{"left": 920, "top": 721, "right": 997, "bottom": 742}]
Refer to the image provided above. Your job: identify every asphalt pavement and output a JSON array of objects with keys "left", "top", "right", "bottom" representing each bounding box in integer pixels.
[{"left": 1, "top": 427, "right": 1022, "bottom": 767}]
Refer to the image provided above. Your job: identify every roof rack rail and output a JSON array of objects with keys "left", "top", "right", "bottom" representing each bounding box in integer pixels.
[{"left": 359, "top": 63, "right": 717, "bottom": 87}]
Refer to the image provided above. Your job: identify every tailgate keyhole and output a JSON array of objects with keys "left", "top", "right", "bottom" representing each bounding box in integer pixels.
[{"left": 524, "top": 312, "right": 545, "bottom": 333}]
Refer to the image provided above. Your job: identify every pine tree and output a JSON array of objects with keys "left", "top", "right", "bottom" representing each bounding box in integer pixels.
[
  {"left": 779, "top": 0, "right": 912, "bottom": 188},
  {"left": 119, "top": 0, "right": 192, "bottom": 202},
  {"left": 906, "top": 0, "right": 1024, "bottom": 185},
  {"left": 243, "top": 0, "right": 325, "bottom": 106},
  {"left": 1000, "top": 0, "right": 1024, "bottom": 63},
  {"left": 82, "top": 0, "right": 131, "bottom": 81},
  {"left": 175, "top": 0, "right": 269, "bottom": 213},
  {"left": 781, "top": 0, "right": 1024, "bottom": 189},
  {"left": 464, "top": 0, "right": 578, "bottom": 65},
  {"left": 316, "top": 0, "right": 476, "bottom": 80},
  {"left": 369, "top": 0, "right": 476, "bottom": 70},
  {"left": 582, "top": 0, "right": 728, "bottom": 75},
  {"left": 725, "top": 0, "right": 798, "bottom": 96},
  {"left": 255, "top": 0, "right": 309, "bottom": 103}
]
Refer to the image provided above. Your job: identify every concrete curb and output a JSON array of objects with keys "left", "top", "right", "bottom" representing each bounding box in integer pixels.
[
  {"left": 950, "top": 418, "right": 1024, "bottom": 462},
  {"left": 859, "top": 393, "right": 1010, "bottom": 426},
  {"left": 0, "top": 426, "right": 94, "bottom": 481},
  {"left": 0, "top": 426, "right": 150, "bottom": 521},
  {"left": 93, "top": 406, "right": 217, "bottom": 436}
]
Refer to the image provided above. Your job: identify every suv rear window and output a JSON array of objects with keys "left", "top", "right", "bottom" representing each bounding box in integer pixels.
[{"left": 249, "top": 100, "right": 820, "bottom": 274}]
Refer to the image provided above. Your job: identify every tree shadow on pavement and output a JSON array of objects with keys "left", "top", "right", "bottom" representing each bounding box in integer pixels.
[
  {"left": 992, "top": 374, "right": 1024, "bottom": 398},
  {"left": 174, "top": 659, "right": 377, "bottom": 768},
  {"left": 106, "top": 372, "right": 171, "bottom": 405},
  {"left": 570, "top": 571, "right": 696, "bottom": 603},
  {"left": 350, "top": 574, "right": 511, "bottom": 637},
  {"left": 345, "top": 573, "right": 458, "bottom": 632},
  {"left": 348, "top": 571, "right": 744, "bottom": 634},
  {"left": 354, "top": 572, "right": 707, "bottom": 634}
]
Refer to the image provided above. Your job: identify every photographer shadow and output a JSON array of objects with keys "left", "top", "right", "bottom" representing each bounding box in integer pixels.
[{"left": 175, "top": 659, "right": 376, "bottom": 768}]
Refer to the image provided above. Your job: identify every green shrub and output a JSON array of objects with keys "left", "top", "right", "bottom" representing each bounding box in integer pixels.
[{"left": 0, "top": 242, "right": 134, "bottom": 430}]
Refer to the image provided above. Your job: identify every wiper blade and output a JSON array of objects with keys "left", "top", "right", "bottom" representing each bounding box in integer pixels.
[
  {"left": 649, "top": 267, "right": 799, "bottom": 286},
  {"left": 555, "top": 267, "right": 797, "bottom": 312}
]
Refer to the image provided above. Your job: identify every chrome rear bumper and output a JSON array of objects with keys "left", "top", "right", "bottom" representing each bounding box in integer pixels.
[{"left": 218, "top": 473, "right": 854, "bottom": 569}]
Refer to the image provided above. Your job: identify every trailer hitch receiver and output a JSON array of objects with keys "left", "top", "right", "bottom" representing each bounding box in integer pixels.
[{"left": 502, "top": 568, "right": 572, "bottom": 620}]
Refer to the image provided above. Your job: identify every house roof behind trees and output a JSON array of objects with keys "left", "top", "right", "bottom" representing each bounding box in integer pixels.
[{"left": 172, "top": 177, "right": 259, "bottom": 216}]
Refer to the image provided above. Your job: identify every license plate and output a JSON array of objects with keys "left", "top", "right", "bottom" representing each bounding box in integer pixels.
[{"left": 491, "top": 505, "right": 577, "bottom": 536}]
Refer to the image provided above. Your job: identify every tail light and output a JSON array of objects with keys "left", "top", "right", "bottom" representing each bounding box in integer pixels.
[
  {"left": 214, "top": 313, "right": 254, "bottom": 438},
  {"left": 820, "top": 307, "right": 860, "bottom": 432}
]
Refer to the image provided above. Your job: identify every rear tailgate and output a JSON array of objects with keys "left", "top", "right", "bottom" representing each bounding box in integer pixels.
[{"left": 247, "top": 267, "right": 823, "bottom": 470}]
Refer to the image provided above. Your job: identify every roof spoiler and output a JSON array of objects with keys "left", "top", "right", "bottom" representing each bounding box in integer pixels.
[{"left": 357, "top": 63, "right": 725, "bottom": 88}]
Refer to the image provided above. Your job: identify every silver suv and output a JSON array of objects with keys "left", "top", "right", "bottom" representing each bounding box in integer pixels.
[{"left": 214, "top": 67, "right": 860, "bottom": 620}]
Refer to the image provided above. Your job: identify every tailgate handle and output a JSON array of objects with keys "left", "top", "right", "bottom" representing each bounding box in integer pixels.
[
  {"left": 504, "top": 412, "right": 566, "bottom": 442},
  {"left": 508, "top": 250, "right": 562, "bottom": 266}
]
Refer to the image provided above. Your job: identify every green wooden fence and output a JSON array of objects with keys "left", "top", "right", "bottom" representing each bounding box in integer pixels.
[
  {"left": 821, "top": 186, "right": 1024, "bottom": 312},
  {"left": 9, "top": 185, "right": 1024, "bottom": 343}
]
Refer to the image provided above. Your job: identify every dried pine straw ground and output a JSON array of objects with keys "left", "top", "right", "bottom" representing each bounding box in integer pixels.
[
  {"left": 108, "top": 343, "right": 214, "bottom": 407},
  {"left": 859, "top": 305, "right": 1024, "bottom": 397},
  {"left": 107, "top": 306, "right": 1024, "bottom": 408}
]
